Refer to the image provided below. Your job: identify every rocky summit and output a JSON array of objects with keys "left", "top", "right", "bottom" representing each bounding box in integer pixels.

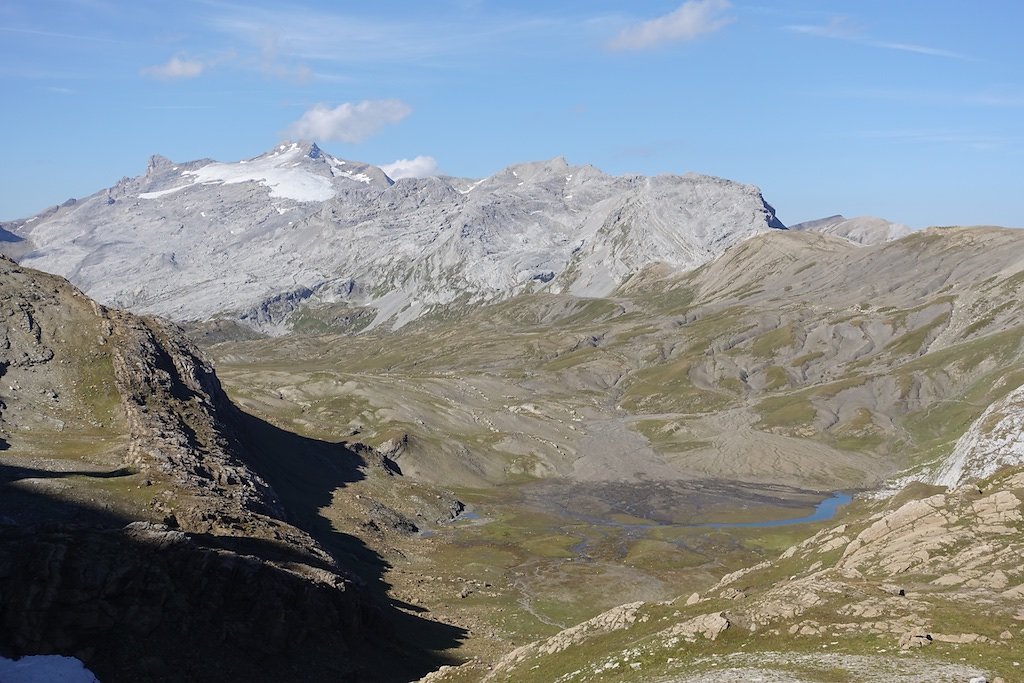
[{"left": 6, "top": 142, "right": 783, "bottom": 332}]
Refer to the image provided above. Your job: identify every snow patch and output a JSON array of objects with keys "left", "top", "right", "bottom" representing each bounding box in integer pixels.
[
  {"left": 337, "top": 170, "right": 373, "bottom": 184},
  {"left": 458, "top": 179, "right": 486, "bottom": 194},
  {"left": 0, "top": 655, "right": 100, "bottom": 683},
  {"left": 183, "top": 145, "right": 336, "bottom": 202},
  {"left": 139, "top": 185, "right": 190, "bottom": 200}
]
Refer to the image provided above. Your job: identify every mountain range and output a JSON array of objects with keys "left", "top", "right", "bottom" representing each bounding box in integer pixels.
[
  {"left": 2, "top": 142, "right": 1023, "bottom": 682},
  {"left": 4, "top": 141, "right": 792, "bottom": 332}
]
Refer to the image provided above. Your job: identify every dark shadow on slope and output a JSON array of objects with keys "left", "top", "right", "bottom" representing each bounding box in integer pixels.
[
  {"left": 0, "top": 437, "right": 9, "bottom": 451},
  {"left": 0, "top": 463, "right": 133, "bottom": 528},
  {"left": 0, "top": 468, "right": 463, "bottom": 682},
  {"left": 0, "top": 464, "right": 133, "bottom": 483},
  {"left": 0, "top": 486, "right": 386, "bottom": 682},
  {"left": 229, "top": 409, "right": 468, "bottom": 676}
]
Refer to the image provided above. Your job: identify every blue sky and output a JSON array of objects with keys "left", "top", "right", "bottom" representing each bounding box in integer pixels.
[{"left": 1, "top": 0, "right": 1022, "bottom": 228}]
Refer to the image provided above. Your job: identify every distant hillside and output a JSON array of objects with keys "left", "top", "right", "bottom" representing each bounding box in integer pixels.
[{"left": 789, "top": 214, "right": 911, "bottom": 245}]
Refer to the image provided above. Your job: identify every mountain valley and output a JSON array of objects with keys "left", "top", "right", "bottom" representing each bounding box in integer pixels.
[{"left": 2, "top": 145, "right": 1023, "bottom": 682}]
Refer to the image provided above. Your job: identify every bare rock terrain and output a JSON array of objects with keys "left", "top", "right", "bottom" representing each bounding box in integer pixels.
[{"left": 7, "top": 143, "right": 784, "bottom": 331}]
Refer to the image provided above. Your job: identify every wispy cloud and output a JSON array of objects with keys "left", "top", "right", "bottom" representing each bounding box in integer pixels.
[
  {"left": 284, "top": 100, "right": 412, "bottom": 143},
  {"left": 380, "top": 156, "right": 439, "bottom": 179},
  {"left": 607, "top": 0, "right": 733, "bottom": 51},
  {"left": 141, "top": 55, "right": 206, "bottom": 80},
  {"left": 256, "top": 34, "right": 313, "bottom": 84},
  {"left": 786, "top": 16, "right": 858, "bottom": 40},
  {"left": 0, "top": 25, "right": 126, "bottom": 44},
  {"left": 786, "top": 16, "right": 968, "bottom": 60},
  {"left": 203, "top": 4, "right": 558, "bottom": 68}
]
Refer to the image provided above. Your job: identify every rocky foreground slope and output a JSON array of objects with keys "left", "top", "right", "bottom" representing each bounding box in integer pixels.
[
  {"left": 0, "top": 256, "right": 460, "bottom": 682},
  {"left": 4, "top": 142, "right": 784, "bottom": 331},
  {"left": 422, "top": 395, "right": 1024, "bottom": 682}
]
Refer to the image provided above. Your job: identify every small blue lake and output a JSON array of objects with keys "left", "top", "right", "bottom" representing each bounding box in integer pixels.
[{"left": 699, "top": 492, "right": 853, "bottom": 529}]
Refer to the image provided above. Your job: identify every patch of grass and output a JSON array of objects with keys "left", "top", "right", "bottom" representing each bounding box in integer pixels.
[
  {"left": 763, "top": 365, "right": 789, "bottom": 391},
  {"left": 885, "top": 311, "right": 951, "bottom": 356},
  {"left": 750, "top": 325, "right": 796, "bottom": 357},
  {"left": 718, "top": 377, "right": 745, "bottom": 394},
  {"left": 789, "top": 351, "right": 825, "bottom": 367},
  {"left": 756, "top": 396, "right": 816, "bottom": 429},
  {"left": 813, "top": 375, "right": 868, "bottom": 399},
  {"left": 833, "top": 433, "right": 885, "bottom": 452},
  {"left": 621, "top": 360, "right": 735, "bottom": 414},
  {"left": 901, "top": 365, "right": 1024, "bottom": 465},
  {"left": 630, "top": 420, "right": 708, "bottom": 452},
  {"left": 882, "top": 296, "right": 954, "bottom": 327},
  {"left": 633, "top": 286, "right": 696, "bottom": 315},
  {"left": 960, "top": 300, "right": 1017, "bottom": 339}
]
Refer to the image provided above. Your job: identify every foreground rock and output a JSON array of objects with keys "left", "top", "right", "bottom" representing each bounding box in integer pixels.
[
  {"left": 421, "top": 463, "right": 1024, "bottom": 682},
  {"left": 0, "top": 256, "right": 454, "bottom": 681}
]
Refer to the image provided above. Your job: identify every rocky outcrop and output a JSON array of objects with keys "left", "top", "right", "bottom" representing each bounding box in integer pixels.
[
  {"left": 107, "top": 311, "right": 290, "bottom": 531},
  {"left": 0, "top": 257, "right": 453, "bottom": 682},
  {"left": 657, "top": 611, "right": 730, "bottom": 643},
  {"left": 483, "top": 602, "right": 648, "bottom": 680},
  {"left": 932, "top": 382, "right": 1024, "bottom": 488}
]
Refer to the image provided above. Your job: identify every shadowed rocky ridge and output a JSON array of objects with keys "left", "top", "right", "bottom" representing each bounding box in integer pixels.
[{"left": 0, "top": 256, "right": 464, "bottom": 681}]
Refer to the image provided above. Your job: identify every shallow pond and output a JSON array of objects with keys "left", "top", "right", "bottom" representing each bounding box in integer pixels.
[{"left": 699, "top": 491, "right": 852, "bottom": 528}]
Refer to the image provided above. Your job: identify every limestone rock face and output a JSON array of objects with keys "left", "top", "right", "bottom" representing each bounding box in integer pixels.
[
  {"left": 9, "top": 144, "right": 784, "bottom": 331},
  {"left": 932, "top": 383, "right": 1024, "bottom": 488}
]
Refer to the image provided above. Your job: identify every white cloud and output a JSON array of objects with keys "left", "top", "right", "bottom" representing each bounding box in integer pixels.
[
  {"left": 608, "top": 0, "right": 733, "bottom": 51},
  {"left": 380, "top": 156, "right": 439, "bottom": 180},
  {"left": 141, "top": 55, "right": 205, "bottom": 80},
  {"left": 284, "top": 100, "right": 412, "bottom": 143}
]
